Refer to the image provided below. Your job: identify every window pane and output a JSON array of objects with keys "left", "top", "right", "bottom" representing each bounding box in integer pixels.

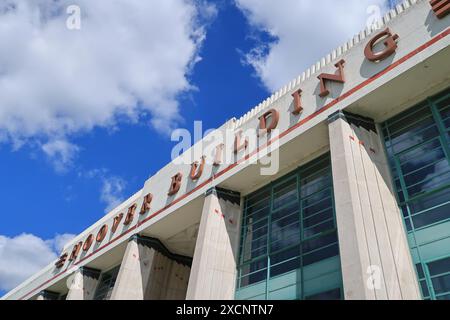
[
  {"left": 273, "top": 178, "right": 297, "bottom": 210},
  {"left": 303, "top": 219, "right": 334, "bottom": 238},
  {"left": 431, "top": 274, "right": 450, "bottom": 295},
  {"left": 303, "top": 197, "right": 332, "bottom": 218},
  {"left": 428, "top": 257, "right": 450, "bottom": 276},
  {"left": 271, "top": 202, "right": 298, "bottom": 222},
  {"left": 244, "top": 206, "right": 270, "bottom": 226},
  {"left": 416, "top": 263, "right": 425, "bottom": 279},
  {"left": 301, "top": 188, "right": 331, "bottom": 208},
  {"left": 392, "top": 124, "right": 439, "bottom": 154},
  {"left": 420, "top": 280, "right": 430, "bottom": 297},
  {"left": 301, "top": 174, "right": 331, "bottom": 198},
  {"left": 412, "top": 202, "right": 450, "bottom": 229},
  {"left": 271, "top": 223, "right": 300, "bottom": 252},
  {"left": 303, "top": 243, "right": 339, "bottom": 266},
  {"left": 270, "top": 247, "right": 301, "bottom": 277},
  {"left": 303, "top": 208, "right": 333, "bottom": 228},
  {"left": 409, "top": 188, "right": 450, "bottom": 214},
  {"left": 382, "top": 89, "right": 450, "bottom": 301},
  {"left": 305, "top": 288, "right": 341, "bottom": 300},
  {"left": 239, "top": 259, "right": 267, "bottom": 287},
  {"left": 237, "top": 153, "right": 341, "bottom": 299},
  {"left": 94, "top": 266, "right": 120, "bottom": 300},
  {"left": 302, "top": 232, "right": 337, "bottom": 254}
]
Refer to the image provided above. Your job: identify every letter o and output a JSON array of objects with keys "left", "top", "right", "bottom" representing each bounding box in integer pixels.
[
  {"left": 83, "top": 234, "right": 94, "bottom": 251},
  {"left": 96, "top": 225, "right": 108, "bottom": 243}
]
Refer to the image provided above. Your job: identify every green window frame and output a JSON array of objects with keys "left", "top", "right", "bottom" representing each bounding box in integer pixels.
[
  {"left": 235, "top": 153, "right": 343, "bottom": 300},
  {"left": 381, "top": 87, "right": 450, "bottom": 300}
]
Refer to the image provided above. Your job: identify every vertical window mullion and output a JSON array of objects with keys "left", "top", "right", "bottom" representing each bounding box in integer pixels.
[
  {"left": 424, "top": 263, "right": 437, "bottom": 300},
  {"left": 297, "top": 169, "right": 304, "bottom": 300},
  {"left": 393, "top": 156, "right": 410, "bottom": 202},
  {"left": 430, "top": 99, "right": 450, "bottom": 166},
  {"left": 266, "top": 182, "right": 274, "bottom": 300}
]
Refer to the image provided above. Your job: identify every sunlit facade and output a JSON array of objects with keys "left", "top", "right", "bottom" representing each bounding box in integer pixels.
[{"left": 2, "top": 0, "right": 449, "bottom": 301}]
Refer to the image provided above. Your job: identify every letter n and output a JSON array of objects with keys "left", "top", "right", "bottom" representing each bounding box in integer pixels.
[{"left": 317, "top": 59, "right": 346, "bottom": 97}]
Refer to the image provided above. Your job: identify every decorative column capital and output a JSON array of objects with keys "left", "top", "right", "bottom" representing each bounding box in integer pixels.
[
  {"left": 328, "top": 110, "right": 347, "bottom": 124},
  {"left": 205, "top": 187, "right": 241, "bottom": 205},
  {"left": 328, "top": 110, "right": 377, "bottom": 133}
]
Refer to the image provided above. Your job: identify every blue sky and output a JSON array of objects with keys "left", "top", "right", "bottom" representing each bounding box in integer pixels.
[{"left": 0, "top": 0, "right": 398, "bottom": 295}]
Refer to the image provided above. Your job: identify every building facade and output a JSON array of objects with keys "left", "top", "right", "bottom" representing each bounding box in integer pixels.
[{"left": 2, "top": 0, "right": 450, "bottom": 300}]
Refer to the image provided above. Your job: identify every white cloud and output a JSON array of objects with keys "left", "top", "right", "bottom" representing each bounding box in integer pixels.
[
  {"left": 100, "top": 175, "right": 127, "bottom": 213},
  {"left": 0, "top": 0, "right": 215, "bottom": 165},
  {"left": 78, "top": 168, "right": 127, "bottom": 213},
  {"left": 49, "top": 233, "right": 77, "bottom": 253},
  {"left": 41, "top": 139, "right": 80, "bottom": 172},
  {"left": 0, "top": 233, "right": 75, "bottom": 292},
  {"left": 235, "top": 0, "right": 388, "bottom": 91}
]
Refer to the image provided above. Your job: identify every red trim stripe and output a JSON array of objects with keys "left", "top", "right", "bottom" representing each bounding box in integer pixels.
[{"left": 17, "top": 27, "right": 450, "bottom": 301}]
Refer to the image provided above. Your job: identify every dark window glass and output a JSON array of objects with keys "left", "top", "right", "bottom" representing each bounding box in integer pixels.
[
  {"left": 303, "top": 208, "right": 333, "bottom": 228},
  {"left": 240, "top": 259, "right": 267, "bottom": 287},
  {"left": 438, "top": 96, "right": 450, "bottom": 122},
  {"left": 305, "top": 288, "right": 341, "bottom": 300},
  {"left": 391, "top": 124, "right": 439, "bottom": 155},
  {"left": 302, "top": 232, "right": 337, "bottom": 254},
  {"left": 420, "top": 280, "right": 430, "bottom": 297},
  {"left": 412, "top": 202, "right": 450, "bottom": 229},
  {"left": 428, "top": 257, "right": 450, "bottom": 276},
  {"left": 416, "top": 263, "right": 425, "bottom": 279},
  {"left": 303, "top": 197, "right": 332, "bottom": 218},
  {"left": 270, "top": 255, "right": 301, "bottom": 278},
  {"left": 271, "top": 202, "right": 299, "bottom": 223},
  {"left": 270, "top": 224, "right": 300, "bottom": 252},
  {"left": 244, "top": 206, "right": 270, "bottom": 226},
  {"left": 273, "top": 178, "right": 297, "bottom": 210},
  {"left": 404, "top": 218, "right": 412, "bottom": 231},
  {"left": 237, "top": 153, "right": 341, "bottom": 299},
  {"left": 94, "top": 266, "right": 120, "bottom": 300},
  {"left": 303, "top": 220, "right": 334, "bottom": 238},
  {"left": 301, "top": 188, "right": 331, "bottom": 208},
  {"left": 382, "top": 89, "right": 450, "bottom": 301},
  {"left": 303, "top": 243, "right": 339, "bottom": 266},
  {"left": 409, "top": 188, "right": 450, "bottom": 214},
  {"left": 431, "top": 274, "right": 450, "bottom": 295}
]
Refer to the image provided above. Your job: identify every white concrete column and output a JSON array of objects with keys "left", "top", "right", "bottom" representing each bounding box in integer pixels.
[
  {"left": 111, "top": 235, "right": 192, "bottom": 300},
  {"left": 66, "top": 267, "right": 101, "bottom": 300},
  {"left": 110, "top": 236, "right": 156, "bottom": 300},
  {"left": 328, "top": 111, "right": 421, "bottom": 300},
  {"left": 186, "top": 187, "right": 242, "bottom": 300}
]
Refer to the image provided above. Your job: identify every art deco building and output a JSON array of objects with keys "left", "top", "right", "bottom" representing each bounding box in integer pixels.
[{"left": 2, "top": 0, "right": 450, "bottom": 300}]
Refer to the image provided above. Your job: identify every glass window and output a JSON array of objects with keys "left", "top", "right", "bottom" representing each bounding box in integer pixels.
[
  {"left": 239, "top": 259, "right": 267, "bottom": 287},
  {"left": 382, "top": 87, "right": 450, "bottom": 300},
  {"left": 236, "top": 153, "right": 342, "bottom": 300},
  {"left": 305, "top": 288, "right": 341, "bottom": 300},
  {"left": 431, "top": 274, "right": 450, "bottom": 295},
  {"left": 94, "top": 265, "right": 120, "bottom": 300},
  {"left": 428, "top": 257, "right": 450, "bottom": 276},
  {"left": 426, "top": 256, "right": 450, "bottom": 299}
]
